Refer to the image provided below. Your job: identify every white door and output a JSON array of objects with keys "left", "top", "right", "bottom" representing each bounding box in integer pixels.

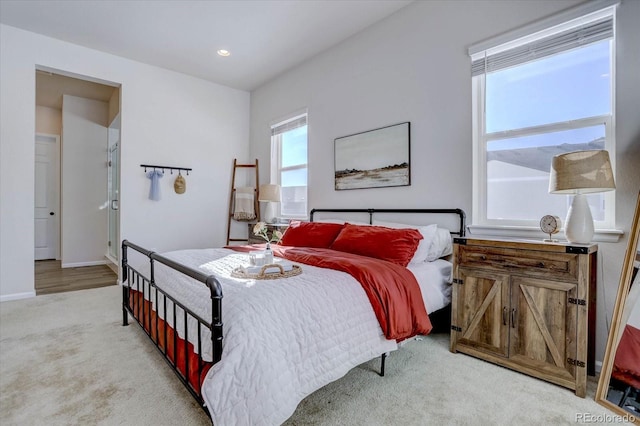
[{"left": 35, "top": 134, "right": 60, "bottom": 260}]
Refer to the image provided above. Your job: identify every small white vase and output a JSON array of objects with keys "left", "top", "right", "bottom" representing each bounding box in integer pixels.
[{"left": 264, "top": 242, "right": 274, "bottom": 264}]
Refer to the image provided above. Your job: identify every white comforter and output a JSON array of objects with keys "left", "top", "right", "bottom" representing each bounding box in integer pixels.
[{"left": 139, "top": 248, "right": 398, "bottom": 425}]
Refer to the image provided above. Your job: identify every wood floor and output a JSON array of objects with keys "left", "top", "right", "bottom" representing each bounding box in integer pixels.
[{"left": 35, "top": 260, "right": 117, "bottom": 295}]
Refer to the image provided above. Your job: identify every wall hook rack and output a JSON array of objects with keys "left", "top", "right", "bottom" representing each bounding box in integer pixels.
[{"left": 141, "top": 164, "right": 192, "bottom": 175}]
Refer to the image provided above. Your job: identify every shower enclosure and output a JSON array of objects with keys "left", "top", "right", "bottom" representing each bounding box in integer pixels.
[{"left": 107, "top": 116, "right": 120, "bottom": 263}]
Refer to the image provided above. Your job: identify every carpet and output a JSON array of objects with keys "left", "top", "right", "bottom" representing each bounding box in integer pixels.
[{"left": 0, "top": 285, "right": 621, "bottom": 425}]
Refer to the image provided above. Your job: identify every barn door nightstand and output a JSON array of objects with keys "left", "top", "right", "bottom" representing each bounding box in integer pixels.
[{"left": 450, "top": 237, "right": 597, "bottom": 397}]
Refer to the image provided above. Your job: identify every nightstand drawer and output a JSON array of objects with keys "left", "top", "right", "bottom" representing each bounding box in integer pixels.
[{"left": 458, "top": 246, "right": 578, "bottom": 281}]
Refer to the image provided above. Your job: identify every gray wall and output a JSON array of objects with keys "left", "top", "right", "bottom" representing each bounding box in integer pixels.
[{"left": 249, "top": 0, "right": 640, "bottom": 362}]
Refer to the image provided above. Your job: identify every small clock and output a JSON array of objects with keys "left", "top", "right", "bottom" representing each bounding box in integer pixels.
[{"left": 540, "top": 215, "right": 562, "bottom": 242}]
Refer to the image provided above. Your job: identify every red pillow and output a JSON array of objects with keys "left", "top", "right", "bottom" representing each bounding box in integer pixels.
[
  {"left": 280, "top": 221, "right": 344, "bottom": 248},
  {"left": 330, "top": 223, "right": 423, "bottom": 267}
]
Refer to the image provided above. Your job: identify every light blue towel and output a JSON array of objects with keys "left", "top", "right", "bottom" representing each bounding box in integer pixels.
[{"left": 146, "top": 170, "right": 164, "bottom": 201}]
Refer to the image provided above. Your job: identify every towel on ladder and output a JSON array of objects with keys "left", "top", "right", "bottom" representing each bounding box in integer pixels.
[{"left": 234, "top": 187, "right": 256, "bottom": 220}]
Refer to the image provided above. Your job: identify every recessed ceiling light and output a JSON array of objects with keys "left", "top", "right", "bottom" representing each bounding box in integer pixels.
[{"left": 217, "top": 49, "right": 231, "bottom": 57}]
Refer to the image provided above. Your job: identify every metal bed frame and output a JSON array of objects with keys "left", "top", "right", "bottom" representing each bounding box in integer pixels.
[
  {"left": 310, "top": 208, "right": 466, "bottom": 235},
  {"left": 121, "top": 208, "right": 465, "bottom": 416},
  {"left": 121, "top": 240, "right": 223, "bottom": 415}
]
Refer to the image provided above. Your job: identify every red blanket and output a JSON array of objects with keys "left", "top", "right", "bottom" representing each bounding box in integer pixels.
[
  {"left": 613, "top": 324, "right": 640, "bottom": 388},
  {"left": 228, "top": 245, "right": 432, "bottom": 340}
]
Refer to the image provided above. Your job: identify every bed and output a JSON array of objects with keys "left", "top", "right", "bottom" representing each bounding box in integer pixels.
[{"left": 121, "top": 208, "right": 465, "bottom": 425}]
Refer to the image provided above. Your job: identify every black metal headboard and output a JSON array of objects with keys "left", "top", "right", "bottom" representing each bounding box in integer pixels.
[{"left": 309, "top": 208, "right": 466, "bottom": 237}]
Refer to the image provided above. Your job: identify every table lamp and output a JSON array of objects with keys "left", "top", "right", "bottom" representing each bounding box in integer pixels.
[
  {"left": 258, "top": 184, "right": 281, "bottom": 223},
  {"left": 549, "top": 150, "right": 615, "bottom": 244}
]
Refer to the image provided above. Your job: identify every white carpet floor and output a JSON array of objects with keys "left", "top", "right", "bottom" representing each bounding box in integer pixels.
[{"left": 0, "top": 285, "right": 624, "bottom": 425}]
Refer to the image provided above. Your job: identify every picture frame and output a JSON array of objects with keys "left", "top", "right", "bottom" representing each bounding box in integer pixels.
[{"left": 334, "top": 122, "right": 410, "bottom": 191}]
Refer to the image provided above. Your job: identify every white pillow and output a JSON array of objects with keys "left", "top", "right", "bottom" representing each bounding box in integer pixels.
[
  {"left": 372, "top": 220, "right": 452, "bottom": 263},
  {"left": 371, "top": 220, "right": 437, "bottom": 265},
  {"left": 426, "top": 227, "right": 453, "bottom": 261}
]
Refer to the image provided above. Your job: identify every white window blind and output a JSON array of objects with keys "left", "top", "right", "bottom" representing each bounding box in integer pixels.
[
  {"left": 471, "top": 16, "right": 613, "bottom": 76},
  {"left": 271, "top": 114, "right": 307, "bottom": 137}
]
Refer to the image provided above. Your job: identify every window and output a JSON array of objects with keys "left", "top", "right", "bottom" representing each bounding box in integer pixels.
[
  {"left": 271, "top": 112, "right": 308, "bottom": 219},
  {"left": 471, "top": 6, "right": 616, "bottom": 231}
]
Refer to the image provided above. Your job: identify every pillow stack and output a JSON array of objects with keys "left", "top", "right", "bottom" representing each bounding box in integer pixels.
[{"left": 280, "top": 219, "right": 453, "bottom": 267}]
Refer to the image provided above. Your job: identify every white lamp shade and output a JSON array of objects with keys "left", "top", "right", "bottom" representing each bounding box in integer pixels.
[
  {"left": 258, "top": 184, "right": 281, "bottom": 202},
  {"left": 549, "top": 150, "right": 615, "bottom": 194}
]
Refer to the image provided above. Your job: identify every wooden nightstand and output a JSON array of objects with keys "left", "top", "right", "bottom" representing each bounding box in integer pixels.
[
  {"left": 450, "top": 237, "right": 597, "bottom": 397},
  {"left": 247, "top": 223, "right": 288, "bottom": 245}
]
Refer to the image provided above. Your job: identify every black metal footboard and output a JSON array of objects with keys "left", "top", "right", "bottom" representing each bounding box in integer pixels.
[{"left": 121, "top": 240, "right": 223, "bottom": 413}]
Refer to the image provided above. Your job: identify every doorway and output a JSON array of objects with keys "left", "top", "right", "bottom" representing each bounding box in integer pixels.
[{"left": 34, "top": 68, "right": 120, "bottom": 294}]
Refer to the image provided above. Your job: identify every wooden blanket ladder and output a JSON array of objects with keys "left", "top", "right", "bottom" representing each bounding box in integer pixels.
[{"left": 226, "top": 159, "right": 260, "bottom": 245}]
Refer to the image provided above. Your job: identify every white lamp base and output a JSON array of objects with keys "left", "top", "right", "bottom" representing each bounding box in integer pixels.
[
  {"left": 263, "top": 202, "right": 277, "bottom": 223},
  {"left": 564, "top": 193, "right": 594, "bottom": 244}
]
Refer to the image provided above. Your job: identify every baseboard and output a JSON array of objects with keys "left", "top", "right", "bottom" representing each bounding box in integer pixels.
[
  {"left": 105, "top": 261, "right": 118, "bottom": 274},
  {"left": 0, "top": 291, "right": 36, "bottom": 302},
  {"left": 61, "top": 260, "right": 107, "bottom": 268},
  {"left": 104, "top": 254, "right": 119, "bottom": 274}
]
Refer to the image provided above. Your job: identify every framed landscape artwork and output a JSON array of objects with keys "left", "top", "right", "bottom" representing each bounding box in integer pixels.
[{"left": 334, "top": 122, "right": 410, "bottom": 190}]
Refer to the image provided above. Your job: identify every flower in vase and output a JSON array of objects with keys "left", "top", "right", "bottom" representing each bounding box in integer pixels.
[{"left": 253, "top": 222, "right": 283, "bottom": 244}]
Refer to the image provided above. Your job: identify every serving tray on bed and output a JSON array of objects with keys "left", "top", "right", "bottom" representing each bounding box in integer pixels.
[{"left": 231, "top": 263, "right": 302, "bottom": 280}]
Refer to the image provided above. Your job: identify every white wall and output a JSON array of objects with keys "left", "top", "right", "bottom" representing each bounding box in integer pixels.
[
  {"left": 61, "top": 95, "right": 108, "bottom": 266},
  {"left": 249, "top": 0, "right": 640, "bottom": 362},
  {"left": 0, "top": 24, "right": 250, "bottom": 300}
]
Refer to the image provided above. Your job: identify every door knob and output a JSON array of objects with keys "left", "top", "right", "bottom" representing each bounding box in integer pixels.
[{"left": 49, "top": 212, "right": 55, "bottom": 216}]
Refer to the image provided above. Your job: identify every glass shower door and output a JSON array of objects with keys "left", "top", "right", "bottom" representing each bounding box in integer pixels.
[{"left": 108, "top": 142, "right": 119, "bottom": 260}]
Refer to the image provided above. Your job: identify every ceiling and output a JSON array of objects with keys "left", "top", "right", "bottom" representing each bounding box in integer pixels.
[{"left": 0, "top": 0, "right": 413, "bottom": 91}]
